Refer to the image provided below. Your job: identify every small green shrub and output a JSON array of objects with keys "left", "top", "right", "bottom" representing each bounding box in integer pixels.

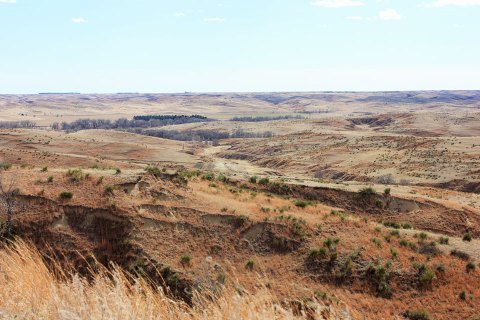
[
  {"left": 389, "top": 229, "right": 400, "bottom": 237},
  {"left": 383, "top": 221, "right": 400, "bottom": 229},
  {"left": 466, "top": 262, "right": 476, "bottom": 273},
  {"left": 145, "top": 166, "right": 162, "bottom": 176},
  {"left": 104, "top": 185, "right": 114, "bottom": 195},
  {"left": 418, "top": 232, "right": 428, "bottom": 242},
  {"left": 439, "top": 236, "right": 449, "bottom": 245},
  {"left": 216, "top": 175, "right": 229, "bottom": 183},
  {"left": 371, "top": 238, "right": 382, "bottom": 248},
  {"left": 245, "top": 260, "right": 255, "bottom": 271},
  {"left": 47, "top": 176, "right": 54, "bottom": 183},
  {"left": 384, "top": 188, "right": 391, "bottom": 195},
  {"left": 416, "top": 264, "right": 435, "bottom": 288},
  {"left": 463, "top": 232, "right": 472, "bottom": 242},
  {"left": 67, "top": 169, "right": 85, "bottom": 182},
  {"left": 259, "top": 177, "right": 270, "bottom": 185},
  {"left": 405, "top": 310, "right": 430, "bottom": 320},
  {"left": 180, "top": 255, "right": 191, "bottom": 267},
  {"left": 41, "top": 166, "right": 48, "bottom": 172},
  {"left": 375, "top": 200, "right": 385, "bottom": 209},
  {"left": 408, "top": 242, "right": 418, "bottom": 252},
  {"left": 294, "top": 200, "right": 312, "bottom": 208},
  {"left": 59, "top": 191, "right": 73, "bottom": 199},
  {"left": 249, "top": 176, "right": 258, "bottom": 183},
  {"left": 459, "top": 291, "right": 467, "bottom": 301},
  {"left": 199, "top": 173, "right": 214, "bottom": 181},
  {"left": 216, "top": 273, "right": 226, "bottom": 284},
  {"left": 366, "top": 262, "right": 392, "bottom": 298},
  {"left": 0, "top": 162, "right": 12, "bottom": 170}
]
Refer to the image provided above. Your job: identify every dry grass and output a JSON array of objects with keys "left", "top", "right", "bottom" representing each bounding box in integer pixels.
[{"left": 0, "top": 241, "right": 327, "bottom": 320}]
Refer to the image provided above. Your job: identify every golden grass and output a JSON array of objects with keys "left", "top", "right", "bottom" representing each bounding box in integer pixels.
[{"left": 0, "top": 241, "right": 326, "bottom": 320}]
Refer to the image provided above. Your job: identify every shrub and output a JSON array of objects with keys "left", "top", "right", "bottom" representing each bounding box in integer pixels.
[
  {"left": 41, "top": 166, "right": 48, "bottom": 172},
  {"left": 258, "top": 178, "right": 270, "bottom": 185},
  {"left": 463, "top": 232, "right": 472, "bottom": 242},
  {"left": 115, "top": 168, "right": 122, "bottom": 174},
  {"left": 418, "top": 232, "right": 428, "bottom": 242},
  {"left": 383, "top": 221, "right": 400, "bottom": 229},
  {"left": 59, "top": 191, "right": 73, "bottom": 199},
  {"left": 249, "top": 176, "right": 257, "bottom": 183},
  {"left": 371, "top": 238, "right": 382, "bottom": 248},
  {"left": 435, "top": 264, "right": 446, "bottom": 273},
  {"left": 384, "top": 188, "right": 391, "bottom": 195},
  {"left": 180, "top": 255, "right": 191, "bottom": 267},
  {"left": 402, "top": 223, "right": 413, "bottom": 229},
  {"left": 216, "top": 273, "right": 226, "bottom": 284},
  {"left": 145, "top": 166, "right": 162, "bottom": 177},
  {"left": 324, "top": 238, "right": 340, "bottom": 249},
  {"left": 308, "top": 248, "right": 327, "bottom": 259},
  {"left": 358, "top": 187, "right": 376, "bottom": 198},
  {"left": 67, "top": 169, "right": 85, "bottom": 182},
  {"left": 294, "top": 200, "right": 312, "bottom": 208},
  {"left": 217, "top": 175, "right": 229, "bottom": 183},
  {"left": 375, "top": 200, "right": 385, "bottom": 209},
  {"left": 404, "top": 310, "right": 430, "bottom": 320},
  {"left": 245, "top": 260, "right": 255, "bottom": 271},
  {"left": 47, "top": 176, "right": 54, "bottom": 183},
  {"left": 97, "top": 176, "right": 104, "bottom": 185},
  {"left": 417, "top": 264, "right": 435, "bottom": 289},
  {"left": 0, "top": 162, "right": 12, "bottom": 170},
  {"left": 439, "top": 236, "right": 449, "bottom": 245},
  {"left": 459, "top": 291, "right": 467, "bottom": 301},
  {"left": 451, "top": 249, "right": 470, "bottom": 261},
  {"left": 408, "top": 242, "right": 418, "bottom": 251},
  {"left": 104, "top": 185, "right": 114, "bottom": 195},
  {"left": 466, "top": 262, "right": 476, "bottom": 273},
  {"left": 202, "top": 173, "right": 215, "bottom": 181},
  {"left": 366, "top": 262, "right": 392, "bottom": 298}
]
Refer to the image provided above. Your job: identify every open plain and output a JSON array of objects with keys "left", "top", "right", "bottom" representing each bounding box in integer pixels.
[{"left": 1, "top": 92, "right": 480, "bottom": 319}]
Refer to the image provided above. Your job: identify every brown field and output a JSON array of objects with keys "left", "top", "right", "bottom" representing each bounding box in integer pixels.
[{"left": 1, "top": 92, "right": 480, "bottom": 319}]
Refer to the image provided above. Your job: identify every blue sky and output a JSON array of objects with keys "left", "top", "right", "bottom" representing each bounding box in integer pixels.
[{"left": 1, "top": 0, "right": 479, "bottom": 93}]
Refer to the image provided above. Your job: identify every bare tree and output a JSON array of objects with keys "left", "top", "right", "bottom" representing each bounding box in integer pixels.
[{"left": 0, "top": 171, "right": 19, "bottom": 237}]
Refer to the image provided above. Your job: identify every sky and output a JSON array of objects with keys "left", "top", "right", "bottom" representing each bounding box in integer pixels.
[{"left": 0, "top": 0, "right": 479, "bottom": 93}]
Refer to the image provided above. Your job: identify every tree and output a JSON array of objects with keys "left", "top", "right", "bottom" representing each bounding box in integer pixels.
[{"left": 0, "top": 171, "right": 19, "bottom": 237}]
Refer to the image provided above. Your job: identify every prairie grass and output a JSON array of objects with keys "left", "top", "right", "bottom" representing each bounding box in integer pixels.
[{"left": 0, "top": 241, "right": 324, "bottom": 320}]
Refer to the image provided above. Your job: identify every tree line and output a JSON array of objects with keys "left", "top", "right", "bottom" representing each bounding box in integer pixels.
[
  {"left": 230, "top": 115, "right": 304, "bottom": 122},
  {"left": 126, "top": 128, "right": 273, "bottom": 142},
  {"left": 51, "top": 115, "right": 213, "bottom": 131},
  {"left": 0, "top": 121, "right": 37, "bottom": 129}
]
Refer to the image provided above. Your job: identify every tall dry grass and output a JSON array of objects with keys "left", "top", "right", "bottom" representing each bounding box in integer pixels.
[{"left": 0, "top": 241, "right": 329, "bottom": 320}]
